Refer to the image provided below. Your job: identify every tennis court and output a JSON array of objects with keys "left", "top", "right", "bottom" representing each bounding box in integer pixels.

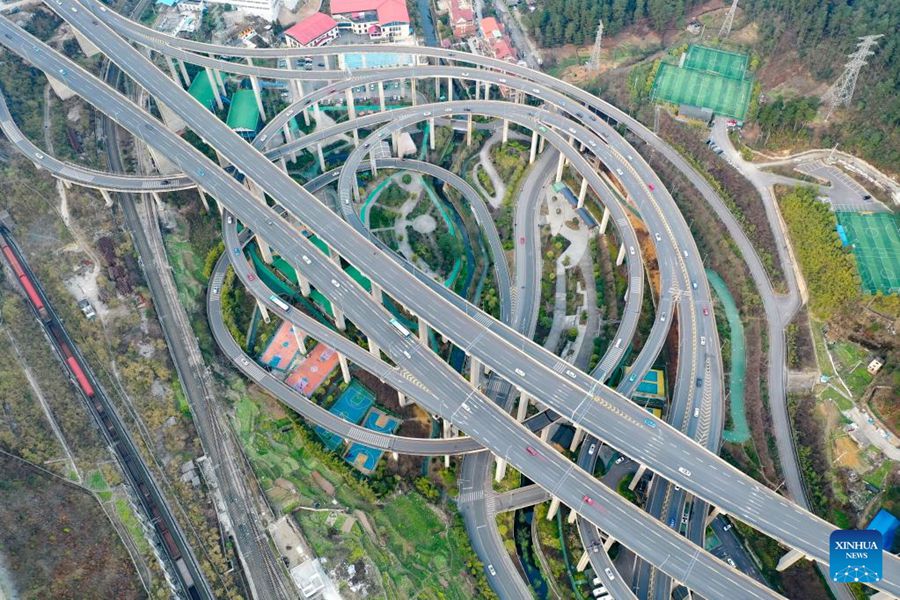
[
  {"left": 259, "top": 321, "right": 305, "bottom": 371},
  {"left": 836, "top": 212, "right": 900, "bottom": 294},
  {"left": 346, "top": 408, "right": 400, "bottom": 474},
  {"left": 652, "top": 63, "right": 752, "bottom": 119},
  {"left": 684, "top": 45, "right": 748, "bottom": 80},
  {"left": 284, "top": 341, "right": 338, "bottom": 396}
]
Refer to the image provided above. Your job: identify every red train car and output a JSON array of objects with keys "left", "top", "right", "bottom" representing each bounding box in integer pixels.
[
  {"left": 1, "top": 245, "right": 24, "bottom": 277},
  {"left": 66, "top": 356, "right": 95, "bottom": 397},
  {"left": 2, "top": 238, "right": 49, "bottom": 319}
]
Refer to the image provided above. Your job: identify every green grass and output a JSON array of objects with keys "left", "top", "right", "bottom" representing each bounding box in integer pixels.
[
  {"left": 651, "top": 62, "right": 752, "bottom": 119},
  {"left": 114, "top": 498, "right": 151, "bottom": 555},
  {"left": 809, "top": 319, "right": 834, "bottom": 378},
  {"left": 864, "top": 460, "right": 895, "bottom": 489},
  {"left": 831, "top": 339, "right": 873, "bottom": 398},
  {"left": 820, "top": 386, "right": 853, "bottom": 411},
  {"left": 836, "top": 212, "right": 900, "bottom": 294}
]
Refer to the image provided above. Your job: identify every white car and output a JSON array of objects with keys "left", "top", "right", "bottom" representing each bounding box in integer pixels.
[
  {"left": 616, "top": 168, "right": 624, "bottom": 176},
  {"left": 330, "top": 279, "right": 340, "bottom": 288},
  {"left": 615, "top": 456, "right": 625, "bottom": 465},
  {"left": 565, "top": 369, "right": 576, "bottom": 379},
  {"left": 588, "top": 443, "right": 596, "bottom": 455},
  {"left": 487, "top": 564, "right": 496, "bottom": 576},
  {"left": 34, "top": 151, "right": 44, "bottom": 159},
  {"left": 678, "top": 467, "right": 692, "bottom": 477},
  {"left": 423, "top": 111, "right": 432, "bottom": 116},
  {"left": 604, "top": 568, "right": 615, "bottom": 581},
  {"left": 589, "top": 140, "right": 597, "bottom": 147},
  {"left": 655, "top": 232, "right": 662, "bottom": 242},
  {"left": 301, "top": 255, "right": 312, "bottom": 265},
  {"left": 627, "top": 154, "right": 633, "bottom": 161},
  {"left": 700, "top": 336, "right": 706, "bottom": 346},
  {"left": 514, "top": 368, "right": 526, "bottom": 377}
]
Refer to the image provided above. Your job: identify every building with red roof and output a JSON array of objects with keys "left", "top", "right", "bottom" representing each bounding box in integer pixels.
[
  {"left": 478, "top": 16, "right": 516, "bottom": 61},
  {"left": 330, "top": 0, "right": 411, "bottom": 40},
  {"left": 447, "top": 0, "right": 475, "bottom": 37},
  {"left": 480, "top": 16, "right": 501, "bottom": 39},
  {"left": 284, "top": 13, "right": 339, "bottom": 48}
]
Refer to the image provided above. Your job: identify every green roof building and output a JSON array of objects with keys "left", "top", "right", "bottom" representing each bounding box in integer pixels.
[
  {"left": 226, "top": 89, "right": 260, "bottom": 135},
  {"left": 188, "top": 72, "right": 216, "bottom": 110}
]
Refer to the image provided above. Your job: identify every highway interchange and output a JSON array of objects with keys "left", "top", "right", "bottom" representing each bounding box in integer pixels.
[{"left": 1, "top": 3, "right": 897, "bottom": 598}]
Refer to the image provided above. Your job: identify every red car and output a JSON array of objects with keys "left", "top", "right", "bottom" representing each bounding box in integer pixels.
[
  {"left": 248, "top": 273, "right": 256, "bottom": 282},
  {"left": 583, "top": 495, "right": 595, "bottom": 506},
  {"left": 647, "top": 183, "right": 655, "bottom": 191},
  {"left": 519, "top": 236, "right": 525, "bottom": 245},
  {"left": 526, "top": 446, "right": 539, "bottom": 457},
  {"left": 702, "top": 306, "right": 709, "bottom": 316}
]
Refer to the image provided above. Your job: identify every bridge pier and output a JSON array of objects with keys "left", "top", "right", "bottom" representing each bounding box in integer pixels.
[
  {"left": 540, "top": 426, "right": 551, "bottom": 442},
  {"left": 578, "top": 177, "right": 588, "bottom": 208},
  {"left": 502, "top": 118, "right": 509, "bottom": 143},
  {"left": 494, "top": 457, "right": 507, "bottom": 482},
  {"left": 245, "top": 58, "right": 266, "bottom": 121},
  {"left": 150, "top": 191, "right": 165, "bottom": 213},
  {"left": 468, "top": 356, "right": 481, "bottom": 387},
  {"left": 290, "top": 325, "right": 307, "bottom": 355},
  {"left": 576, "top": 551, "right": 590, "bottom": 572},
  {"left": 344, "top": 88, "right": 358, "bottom": 145},
  {"left": 333, "top": 306, "right": 347, "bottom": 331},
  {"left": 378, "top": 80, "right": 386, "bottom": 112},
  {"left": 371, "top": 281, "right": 383, "bottom": 304},
  {"left": 547, "top": 496, "right": 561, "bottom": 519},
  {"left": 205, "top": 67, "right": 223, "bottom": 111},
  {"left": 539, "top": 135, "right": 546, "bottom": 153},
  {"left": 197, "top": 187, "right": 210, "bottom": 212},
  {"left": 629, "top": 464, "right": 646, "bottom": 490},
  {"left": 368, "top": 337, "right": 381, "bottom": 358},
  {"left": 397, "top": 391, "right": 410, "bottom": 407},
  {"left": 246, "top": 181, "right": 273, "bottom": 263},
  {"left": 466, "top": 113, "right": 473, "bottom": 146},
  {"left": 369, "top": 152, "right": 378, "bottom": 177},
  {"left": 705, "top": 506, "right": 725, "bottom": 527},
  {"left": 177, "top": 58, "right": 191, "bottom": 87},
  {"left": 165, "top": 55, "right": 181, "bottom": 85},
  {"left": 516, "top": 392, "right": 529, "bottom": 421},
  {"left": 529, "top": 130, "right": 538, "bottom": 164},
  {"left": 256, "top": 298, "right": 270, "bottom": 323},
  {"left": 567, "top": 507, "right": 578, "bottom": 524},
  {"left": 603, "top": 535, "right": 615, "bottom": 551},
  {"left": 100, "top": 188, "right": 114, "bottom": 207},
  {"left": 338, "top": 353, "right": 350, "bottom": 384},
  {"left": 296, "top": 270, "right": 311, "bottom": 296},
  {"left": 211, "top": 63, "right": 226, "bottom": 96},
  {"left": 616, "top": 242, "right": 626, "bottom": 266},
  {"left": 410, "top": 78, "right": 417, "bottom": 105},
  {"left": 418, "top": 318, "right": 429, "bottom": 344},
  {"left": 599, "top": 206, "right": 610, "bottom": 234},
  {"left": 443, "top": 419, "right": 452, "bottom": 468},
  {"left": 555, "top": 150, "right": 566, "bottom": 183},
  {"left": 776, "top": 548, "right": 807, "bottom": 571},
  {"left": 447, "top": 76, "right": 453, "bottom": 102},
  {"left": 316, "top": 143, "right": 326, "bottom": 173},
  {"left": 569, "top": 425, "right": 585, "bottom": 451}
]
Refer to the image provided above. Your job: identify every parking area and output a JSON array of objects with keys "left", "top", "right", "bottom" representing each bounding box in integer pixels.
[{"left": 796, "top": 160, "right": 888, "bottom": 212}]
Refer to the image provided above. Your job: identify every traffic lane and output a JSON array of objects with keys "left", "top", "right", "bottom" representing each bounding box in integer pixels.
[
  {"left": 710, "top": 517, "right": 767, "bottom": 584},
  {"left": 39, "top": 11, "right": 875, "bottom": 591}
]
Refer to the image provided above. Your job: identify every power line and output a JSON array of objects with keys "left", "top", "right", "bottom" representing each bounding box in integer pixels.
[
  {"left": 588, "top": 20, "right": 603, "bottom": 71},
  {"left": 822, "top": 34, "right": 883, "bottom": 121},
  {"left": 718, "top": 0, "right": 738, "bottom": 39}
]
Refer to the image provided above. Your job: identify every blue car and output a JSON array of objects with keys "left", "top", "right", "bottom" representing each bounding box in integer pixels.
[
  {"left": 643, "top": 418, "right": 657, "bottom": 429},
  {"left": 232, "top": 247, "right": 240, "bottom": 255},
  {"left": 628, "top": 373, "right": 637, "bottom": 382}
]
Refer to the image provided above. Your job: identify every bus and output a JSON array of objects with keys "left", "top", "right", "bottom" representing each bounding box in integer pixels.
[
  {"left": 270, "top": 295, "right": 290, "bottom": 312},
  {"left": 389, "top": 317, "right": 411, "bottom": 338}
]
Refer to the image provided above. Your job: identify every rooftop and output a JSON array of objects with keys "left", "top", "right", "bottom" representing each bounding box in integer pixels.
[
  {"left": 331, "top": 0, "right": 409, "bottom": 24},
  {"left": 285, "top": 12, "right": 337, "bottom": 45},
  {"left": 481, "top": 16, "right": 501, "bottom": 38}
]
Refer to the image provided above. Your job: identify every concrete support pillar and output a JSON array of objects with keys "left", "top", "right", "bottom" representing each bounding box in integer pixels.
[
  {"left": 443, "top": 419, "right": 452, "bottom": 469},
  {"left": 391, "top": 131, "right": 401, "bottom": 157},
  {"left": 279, "top": 157, "right": 288, "bottom": 172},
  {"left": 567, "top": 508, "right": 578, "bottom": 524},
  {"left": 616, "top": 242, "right": 626, "bottom": 266},
  {"left": 447, "top": 76, "right": 453, "bottom": 102},
  {"left": 344, "top": 88, "right": 358, "bottom": 145},
  {"left": 529, "top": 130, "right": 538, "bottom": 164},
  {"left": 151, "top": 191, "right": 164, "bottom": 212},
  {"left": 249, "top": 76, "right": 267, "bottom": 122},
  {"left": 333, "top": 306, "right": 346, "bottom": 331},
  {"left": 197, "top": 187, "right": 210, "bottom": 212},
  {"left": 539, "top": 135, "right": 546, "bottom": 153},
  {"left": 378, "top": 80, "right": 386, "bottom": 112},
  {"left": 256, "top": 298, "right": 270, "bottom": 323},
  {"left": 599, "top": 206, "right": 610, "bottom": 235},
  {"left": 494, "top": 457, "right": 507, "bottom": 482},
  {"left": 418, "top": 318, "right": 429, "bottom": 344},
  {"left": 540, "top": 426, "right": 550, "bottom": 442},
  {"left": 391, "top": 451, "right": 399, "bottom": 461},
  {"left": 603, "top": 535, "right": 615, "bottom": 551},
  {"left": 555, "top": 149, "right": 566, "bottom": 183},
  {"left": 205, "top": 67, "right": 223, "bottom": 111},
  {"left": 371, "top": 282, "right": 383, "bottom": 304},
  {"left": 466, "top": 113, "right": 473, "bottom": 146},
  {"left": 316, "top": 143, "right": 326, "bottom": 173},
  {"left": 705, "top": 506, "right": 724, "bottom": 527},
  {"left": 212, "top": 66, "right": 226, "bottom": 96},
  {"left": 368, "top": 337, "right": 381, "bottom": 358},
  {"left": 177, "top": 58, "right": 191, "bottom": 87},
  {"left": 578, "top": 177, "right": 588, "bottom": 208},
  {"left": 398, "top": 391, "right": 410, "bottom": 407},
  {"left": 313, "top": 100, "right": 321, "bottom": 124},
  {"left": 469, "top": 356, "right": 481, "bottom": 387},
  {"left": 338, "top": 353, "right": 350, "bottom": 383},
  {"left": 434, "top": 76, "right": 440, "bottom": 99},
  {"left": 369, "top": 152, "right": 378, "bottom": 177},
  {"left": 502, "top": 118, "right": 509, "bottom": 143},
  {"left": 776, "top": 548, "right": 807, "bottom": 571},
  {"left": 547, "top": 497, "right": 561, "bottom": 520},
  {"left": 629, "top": 464, "right": 647, "bottom": 491},
  {"left": 291, "top": 325, "right": 307, "bottom": 355},
  {"left": 429, "top": 117, "right": 436, "bottom": 150},
  {"left": 410, "top": 78, "right": 417, "bottom": 105},
  {"left": 100, "top": 188, "right": 114, "bottom": 207},
  {"left": 165, "top": 55, "right": 181, "bottom": 85},
  {"left": 296, "top": 271, "right": 311, "bottom": 296},
  {"left": 569, "top": 426, "right": 585, "bottom": 452},
  {"left": 516, "top": 392, "right": 529, "bottom": 421},
  {"left": 576, "top": 551, "right": 590, "bottom": 572}
]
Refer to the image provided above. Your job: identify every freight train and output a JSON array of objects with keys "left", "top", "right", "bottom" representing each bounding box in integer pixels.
[{"left": 0, "top": 227, "right": 201, "bottom": 600}]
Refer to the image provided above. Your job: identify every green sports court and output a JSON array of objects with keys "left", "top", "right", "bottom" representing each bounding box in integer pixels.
[
  {"left": 651, "top": 45, "right": 753, "bottom": 120},
  {"left": 836, "top": 212, "right": 900, "bottom": 294}
]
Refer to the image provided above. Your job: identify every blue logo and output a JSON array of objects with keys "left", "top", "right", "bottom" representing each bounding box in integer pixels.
[{"left": 830, "top": 530, "right": 882, "bottom": 583}]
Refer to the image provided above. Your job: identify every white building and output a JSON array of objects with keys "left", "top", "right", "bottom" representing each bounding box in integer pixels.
[{"left": 205, "top": 0, "right": 280, "bottom": 21}]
